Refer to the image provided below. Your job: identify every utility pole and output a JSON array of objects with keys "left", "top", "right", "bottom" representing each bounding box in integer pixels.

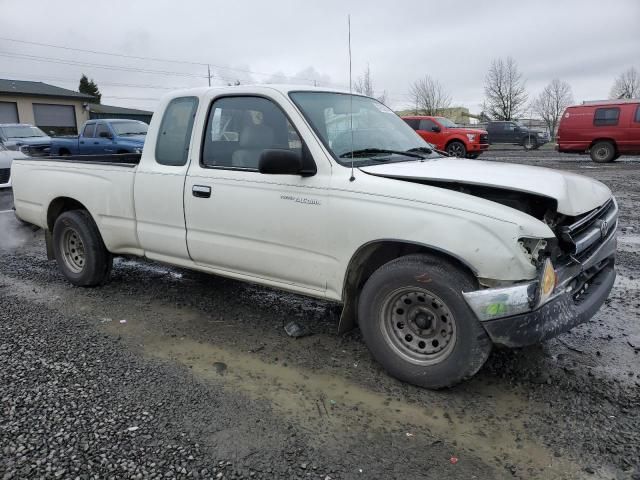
[{"left": 207, "top": 65, "right": 212, "bottom": 87}]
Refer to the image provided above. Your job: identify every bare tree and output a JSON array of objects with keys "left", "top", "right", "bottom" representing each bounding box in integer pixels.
[
  {"left": 408, "top": 75, "right": 451, "bottom": 115},
  {"left": 532, "top": 79, "right": 574, "bottom": 139},
  {"left": 353, "top": 64, "right": 387, "bottom": 103},
  {"left": 483, "top": 57, "right": 528, "bottom": 120},
  {"left": 610, "top": 67, "right": 640, "bottom": 99}
]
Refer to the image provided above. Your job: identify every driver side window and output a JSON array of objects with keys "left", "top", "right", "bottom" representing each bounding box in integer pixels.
[{"left": 202, "top": 96, "right": 301, "bottom": 170}]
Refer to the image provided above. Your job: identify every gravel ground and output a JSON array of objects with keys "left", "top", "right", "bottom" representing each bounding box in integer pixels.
[{"left": 1, "top": 149, "right": 639, "bottom": 479}]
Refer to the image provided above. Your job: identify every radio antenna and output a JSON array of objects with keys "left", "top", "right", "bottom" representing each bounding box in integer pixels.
[{"left": 348, "top": 14, "right": 355, "bottom": 182}]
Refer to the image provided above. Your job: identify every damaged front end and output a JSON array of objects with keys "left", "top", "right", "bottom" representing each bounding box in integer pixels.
[{"left": 462, "top": 196, "right": 618, "bottom": 347}]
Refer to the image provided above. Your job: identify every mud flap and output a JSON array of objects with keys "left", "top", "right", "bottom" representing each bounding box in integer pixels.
[
  {"left": 338, "top": 297, "right": 357, "bottom": 334},
  {"left": 45, "top": 230, "right": 55, "bottom": 260}
]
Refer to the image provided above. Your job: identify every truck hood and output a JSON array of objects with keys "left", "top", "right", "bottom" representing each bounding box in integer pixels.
[
  {"left": 360, "top": 158, "right": 611, "bottom": 216},
  {"left": 8, "top": 137, "right": 51, "bottom": 146}
]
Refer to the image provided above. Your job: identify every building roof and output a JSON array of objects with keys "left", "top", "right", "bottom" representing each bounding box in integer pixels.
[
  {"left": 87, "top": 103, "right": 153, "bottom": 115},
  {"left": 0, "top": 78, "right": 95, "bottom": 100}
]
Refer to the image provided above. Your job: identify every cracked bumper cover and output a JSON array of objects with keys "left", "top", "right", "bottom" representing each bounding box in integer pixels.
[{"left": 463, "top": 229, "right": 617, "bottom": 348}]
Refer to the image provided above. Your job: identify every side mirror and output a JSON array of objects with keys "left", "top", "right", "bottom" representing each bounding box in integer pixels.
[
  {"left": 259, "top": 149, "right": 303, "bottom": 175},
  {"left": 431, "top": 125, "right": 441, "bottom": 133},
  {"left": 99, "top": 131, "right": 113, "bottom": 139}
]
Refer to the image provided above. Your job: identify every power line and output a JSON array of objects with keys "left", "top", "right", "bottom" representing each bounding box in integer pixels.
[
  {"left": 0, "top": 51, "right": 213, "bottom": 79},
  {"left": 0, "top": 36, "right": 331, "bottom": 85},
  {"left": 0, "top": 71, "right": 188, "bottom": 90}
]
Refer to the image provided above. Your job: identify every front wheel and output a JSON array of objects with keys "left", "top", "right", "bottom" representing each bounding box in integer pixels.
[
  {"left": 446, "top": 141, "right": 466, "bottom": 157},
  {"left": 52, "top": 210, "right": 113, "bottom": 286},
  {"left": 523, "top": 136, "right": 537, "bottom": 150},
  {"left": 358, "top": 254, "right": 492, "bottom": 389}
]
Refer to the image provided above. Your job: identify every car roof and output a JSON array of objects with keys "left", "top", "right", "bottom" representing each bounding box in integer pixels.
[{"left": 0, "top": 123, "right": 36, "bottom": 127}]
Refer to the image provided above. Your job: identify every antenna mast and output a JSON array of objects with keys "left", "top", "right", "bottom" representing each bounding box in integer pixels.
[{"left": 348, "top": 14, "right": 355, "bottom": 182}]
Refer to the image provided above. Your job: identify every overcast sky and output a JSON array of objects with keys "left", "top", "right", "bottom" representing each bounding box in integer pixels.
[{"left": 0, "top": 0, "right": 638, "bottom": 114}]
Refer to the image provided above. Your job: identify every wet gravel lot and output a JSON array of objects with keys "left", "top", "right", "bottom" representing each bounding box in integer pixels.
[{"left": 1, "top": 149, "right": 639, "bottom": 479}]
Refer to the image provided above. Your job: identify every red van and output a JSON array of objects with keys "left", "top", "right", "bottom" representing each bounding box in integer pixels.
[
  {"left": 556, "top": 99, "right": 640, "bottom": 163},
  {"left": 402, "top": 116, "right": 489, "bottom": 158}
]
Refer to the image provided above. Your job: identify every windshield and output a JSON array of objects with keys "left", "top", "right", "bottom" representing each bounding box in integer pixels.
[
  {"left": 435, "top": 117, "right": 458, "bottom": 128},
  {"left": 1, "top": 125, "right": 47, "bottom": 138},
  {"left": 289, "top": 92, "right": 437, "bottom": 166},
  {"left": 111, "top": 121, "right": 148, "bottom": 136}
]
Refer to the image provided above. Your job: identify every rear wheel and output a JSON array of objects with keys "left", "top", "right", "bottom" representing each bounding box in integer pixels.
[
  {"left": 446, "top": 141, "right": 466, "bottom": 157},
  {"left": 358, "top": 254, "right": 492, "bottom": 389},
  {"left": 590, "top": 141, "right": 616, "bottom": 163},
  {"left": 52, "top": 210, "right": 112, "bottom": 286}
]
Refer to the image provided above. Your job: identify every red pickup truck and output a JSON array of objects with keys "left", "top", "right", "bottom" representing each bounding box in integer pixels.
[
  {"left": 556, "top": 99, "right": 640, "bottom": 163},
  {"left": 402, "top": 116, "right": 489, "bottom": 158}
]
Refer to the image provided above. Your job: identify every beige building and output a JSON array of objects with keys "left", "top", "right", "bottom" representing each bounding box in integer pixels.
[{"left": 0, "top": 79, "right": 94, "bottom": 135}]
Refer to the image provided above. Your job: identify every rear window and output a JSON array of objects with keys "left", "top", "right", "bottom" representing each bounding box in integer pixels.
[
  {"left": 155, "top": 96, "right": 199, "bottom": 166},
  {"left": 635, "top": 106, "right": 640, "bottom": 123},
  {"left": 403, "top": 118, "right": 419, "bottom": 130},
  {"left": 593, "top": 108, "right": 619, "bottom": 126}
]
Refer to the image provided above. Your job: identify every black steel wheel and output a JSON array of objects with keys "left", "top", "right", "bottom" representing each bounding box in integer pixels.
[{"left": 590, "top": 141, "right": 616, "bottom": 163}]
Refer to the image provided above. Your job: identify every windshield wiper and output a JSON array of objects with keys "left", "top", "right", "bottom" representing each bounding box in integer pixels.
[{"left": 339, "top": 148, "right": 426, "bottom": 160}]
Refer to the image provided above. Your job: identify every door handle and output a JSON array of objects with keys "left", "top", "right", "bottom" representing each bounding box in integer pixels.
[
  {"left": 80, "top": 141, "right": 84, "bottom": 144},
  {"left": 192, "top": 185, "right": 211, "bottom": 198}
]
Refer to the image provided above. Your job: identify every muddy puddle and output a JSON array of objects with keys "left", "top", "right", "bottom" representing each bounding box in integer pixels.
[
  {"left": 0, "top": 267, "right": 610, "bottom": 478},
  {"left": 98, "top": 307, "right": 581, "bottom": 479}
]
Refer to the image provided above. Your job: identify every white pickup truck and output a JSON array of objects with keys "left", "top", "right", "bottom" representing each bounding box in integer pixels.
[{"left": 12, "top": 85, "right": 618, "bottom": 388}]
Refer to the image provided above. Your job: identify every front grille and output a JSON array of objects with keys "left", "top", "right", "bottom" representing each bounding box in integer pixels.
[
  {"left": 0, "top": 168, "right": 10, "bottom": 184},
  {"left": 479, "top": 133, "right": 489, "bottom": 144},
  {"left": 558, "top": 198, "right": 617, "bottom": 260}
]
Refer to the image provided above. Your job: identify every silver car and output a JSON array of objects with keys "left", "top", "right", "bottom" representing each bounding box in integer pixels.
[{"left": 0, "top": 143, "right": 28, "bottom": 189}]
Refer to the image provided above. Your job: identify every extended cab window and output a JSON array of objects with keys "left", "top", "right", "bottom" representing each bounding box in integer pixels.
[
  {"left": 593, "top": 108, "right": 620, "bottom": 126},
  {"left": 202, "top": 96, "right": 301, "bottom": 170},
  {"left": 635, "top": 106, "right": 640, "bottom": 123},
  {"left": 403, "top": 118, "right": 419, "bottom": 130},
  {"left": 83, "top": 123, "right": 96, "bottom": 138},
  {"left": 419, "top": 119, "right": 438, "bottom": 131},
  {"left": 156, "top": 96, "right": 199, "bottom": 166}
]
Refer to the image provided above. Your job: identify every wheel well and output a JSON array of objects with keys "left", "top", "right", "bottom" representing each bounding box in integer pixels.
[
  {"left": 445, "top": 138, "right": 465, "bottom": 149},
  {"left": 338, "top": 240, "right": 477, "bottom": 333},
  {"left": 59, "top": 148, "right": 70, "bottom": 154},
  {"left": 589, "top": 138, "right": 617, "bottom": 151},
  {"left": 47, "top": 197, "right": 88, "bottom": 231}
]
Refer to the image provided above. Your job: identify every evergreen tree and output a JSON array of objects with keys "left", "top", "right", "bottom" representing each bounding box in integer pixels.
[{"left": 79, "top": 74, "right": 102, "bottom": 103}]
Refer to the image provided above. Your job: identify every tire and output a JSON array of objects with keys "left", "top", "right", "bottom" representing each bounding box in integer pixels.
[
  {"left": 523, "top": 136, "right": 537, "bottom": 150},
  {"left": 358, "top": 254, "right": 492, "bottom": 389},
  {"left": 446, "top": 141, "right": 466, "bottom": 157},
  {"left": 466, "top": 153, "right": 480, "bottom": 159},
  {"left": 590, "top": 141, "right": 616, "bottom": 163},
  {"left": 52, "top": 210, "right": 113, "bottom": 286}
]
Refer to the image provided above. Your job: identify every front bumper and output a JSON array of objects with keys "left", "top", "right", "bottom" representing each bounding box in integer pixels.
[
  {"left": 463, "top": 226, "right": 617, "bottom": 348},
  {"left": 469, "top": 143, "right": 489, "bottom": 152},
  {"left": 482, "top": 260, "right": 615, "bottom": 347}
]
